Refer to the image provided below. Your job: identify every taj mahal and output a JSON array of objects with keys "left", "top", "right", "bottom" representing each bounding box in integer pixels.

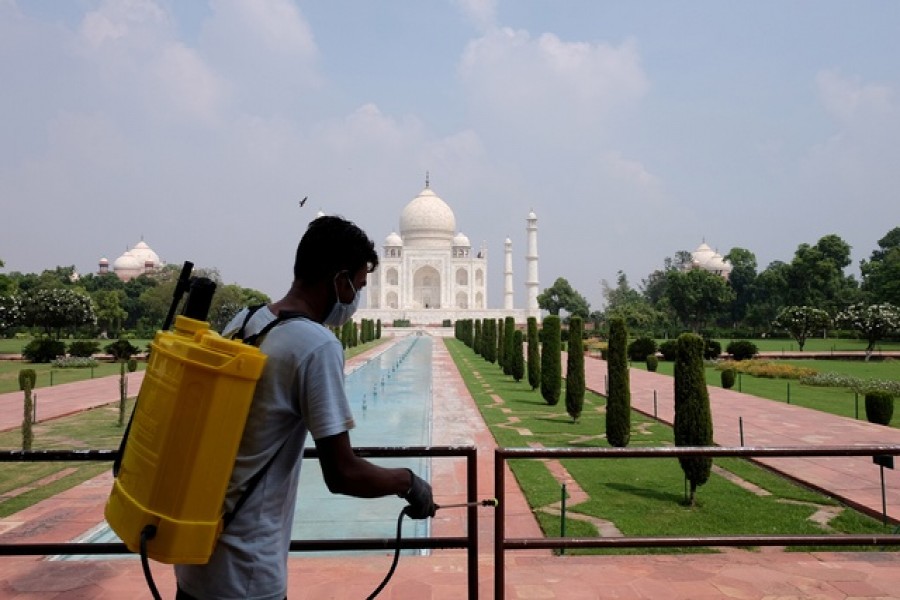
[{"left": 356, "top": 177, "right": 541, "bottom": 325}]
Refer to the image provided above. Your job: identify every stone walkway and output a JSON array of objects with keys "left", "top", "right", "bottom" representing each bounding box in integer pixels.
[{"left": 1, "top": 341, "right": 900, "bottom": 598}]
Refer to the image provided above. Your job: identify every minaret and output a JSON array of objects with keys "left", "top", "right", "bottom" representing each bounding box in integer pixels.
[
  {"left": 525, "top": 210, "right": 539, "bottom": 313},
  {"left": 504, "top": 237, "right": 514, "bottom": 310}
]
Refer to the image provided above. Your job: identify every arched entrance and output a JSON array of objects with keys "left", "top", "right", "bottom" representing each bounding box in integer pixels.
[{"left": 413, "top": 266, "right": 441, "bottom": 309}]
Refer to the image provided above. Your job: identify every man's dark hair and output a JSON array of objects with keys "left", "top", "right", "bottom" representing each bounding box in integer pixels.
[{"left": 294, "top": 216, "right": 378, "bottom": 284}]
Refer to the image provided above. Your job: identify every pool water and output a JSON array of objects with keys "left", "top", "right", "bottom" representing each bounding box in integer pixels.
[{"left": 69, "top": 333, "right": 434, "bottom": 557}]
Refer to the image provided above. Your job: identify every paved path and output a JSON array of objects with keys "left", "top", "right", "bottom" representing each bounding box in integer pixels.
[
  {"left": 2, "top": 342, "right": 900, "bottom": 599},
  {"left": 0, "top": 372, "right": 146, "bottom": 432}
]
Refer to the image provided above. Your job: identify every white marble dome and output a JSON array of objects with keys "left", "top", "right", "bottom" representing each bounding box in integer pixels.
[
  {"left": 112, "top": 253, "right": 141, "bottom": 272},
  {"left": 399, "top": 187, "right": 456, "bottom": 247},
  {"left": 385, "top": 231, "right": 403, "bottom": 246},
  {"left": 129, "top": 240, "right": 160, "bottom": 267},
  {"left": 452, "top": 232, "right": 471, "bottom": 247}
]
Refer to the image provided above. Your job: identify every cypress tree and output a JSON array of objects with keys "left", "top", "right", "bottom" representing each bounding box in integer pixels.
[
  {"left": 512, "top": 330, "right": 525, "bottom": 382},
  {"left": 674, "top": 333, "right": 714, "bottom": 506},
  {"left": 540, "top": 315, "right": 561, "bottom": 406},
  {"left": 474, "top": 319, "right": 482, "bottom": 356},
  {"left": 565, "top": 317, "right": 585, "bottom": 422},
  {"left": 496, "top": 317, "right": 506, "bottom": 369},
  {"left": 376, "top": 319, "right": 381, "bottom": 339},
  {"left": 485, "top": 319, "right": 496, "bottom": 363},
  {"left": 605, "top": 317, "right": 631, "bottom": 447},
  {"left": 503, "top": 316, "right": 515, "bottom": 375},
  {"left": 527, "top": 317, "right": 540, "bottom": 390}
]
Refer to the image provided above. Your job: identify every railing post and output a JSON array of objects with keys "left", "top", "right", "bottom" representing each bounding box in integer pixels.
[
  {"left": 466, "top": 446, "right": 479, "bottom": 600},
  {"left": 495, "top": 449, "right": 506, "bottom": 600}
]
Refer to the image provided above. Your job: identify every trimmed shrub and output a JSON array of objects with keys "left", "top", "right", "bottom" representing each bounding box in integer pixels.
[
  {"left": 646, "top": 354, "right": 659, "bottom": 372},
  {"left": 503, "top": 317, "right": 516, "bottom": 376},
  {"left": 674, "top": 333, "right": 713, "bottom": 505},
  {"left": 659, "top": 340, "right": 678, "bottom": 361},
  {"left": 18, "top": 369, "right": 37, "bottom": 391},
  {"left": 127, "top": 358, "right": 138, "bottom": 372},
  {"left": 721, "top": 368, "right": 736, "bottom": 389},
  {"left": 864, "top": 391, "right": 894, "bottom": 426},
  {"left": 565, "top": 317, "right": 585, "bottom": 422},
  {"left": 627, "top": 336, "right": 657, "bottom": 362},
  {"left": 68, "top": 340, "right": 100, "bottom": 357},
  {"left": 527, "top": 317, "right": 540, "bottom": 390},
  {"left": 726, "top": 340, "right": 758, "bottom": 361},
  {"left": 105, "top": 339, "right": 139, "bottom": 361},
  {"left": 703, "top": 339, "right": 722, "bottom": 360},
  {"left": 22, "top": 339, "right": 66, "bottom": 363},
  {"left": 512, "top": 330, "right": 525, "bottom": 383},
  {"left": 606, "top": 317, "right": 631, "bottom": 447},
  {"left": 540, "top": 316, "right": 561, "bottom": 406}
]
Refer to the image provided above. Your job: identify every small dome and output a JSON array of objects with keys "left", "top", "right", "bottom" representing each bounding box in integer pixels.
[
  {"left": 399, "top": 187, "right": 456, "bottom": 247},
  {"left": 113, "top": 252, "right": 141, "bottom": 271},
  {"left": 527, "top": 210, "right": 537, "bottom": 220},
  {"left": 99, "top": 257, "right": 109, "bottom": 265},
  {"left": 453, "top": 232, "right": 471, "bottom": 247},
  {"left": 129, "top": 240, "right": 160, "bottom": 267},
  {"left": 384, "top": 231, "right": 403, "bottom": 246},
  {"left": 504, "top": 237, "right": 512, "bottom": 245}
]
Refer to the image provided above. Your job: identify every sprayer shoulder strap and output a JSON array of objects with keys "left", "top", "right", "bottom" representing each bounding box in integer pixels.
[
  {"left": 222, "top": 436, "right": 290, "bottom": 530},
  {"left": 223, "top": 309, "right": 309, "bottom": 529}
]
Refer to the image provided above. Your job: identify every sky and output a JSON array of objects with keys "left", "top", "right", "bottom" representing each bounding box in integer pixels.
[{"left": 2, "top": 0, "right": 899, "bottom": 311}]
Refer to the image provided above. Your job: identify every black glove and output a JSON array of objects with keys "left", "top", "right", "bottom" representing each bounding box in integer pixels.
[{"left": 402, "top": 469, "right": 436, "bottom": 519}]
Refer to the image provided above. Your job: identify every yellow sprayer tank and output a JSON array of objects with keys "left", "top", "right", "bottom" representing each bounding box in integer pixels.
[{"left": 105, "top": 315, "right": 267, "bottom": 564}]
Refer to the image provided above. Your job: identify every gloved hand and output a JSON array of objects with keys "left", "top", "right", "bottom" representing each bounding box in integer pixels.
[{"left": 402, "top": 469, "right": 436, "bottom": 519}]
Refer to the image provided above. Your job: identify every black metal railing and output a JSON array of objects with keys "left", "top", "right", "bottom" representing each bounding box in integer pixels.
[
  {"left": 494, "top": 444, "right": 900, "bottom": 600},
  {"left": 0, "top": 445, "right": 481, "bottom": 599}
]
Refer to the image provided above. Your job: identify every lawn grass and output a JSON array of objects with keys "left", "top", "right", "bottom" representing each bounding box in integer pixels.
[
  {"left": 636, "top": 359, "right": 900, "bottom": 428},
  {"left": 444, "top": 338, "right": 895, "bottom": 554},
  {"left": 0, "top": 398, "right": 131, "bottom": 518},
  {"left": 0, "top": 360, "right": 148, "bottom": 395}
]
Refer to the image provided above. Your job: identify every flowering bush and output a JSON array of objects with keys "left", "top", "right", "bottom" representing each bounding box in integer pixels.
[
  {"left": 836, "top": 303, "right": 900, "bottom": 357},
  {"left": 800, "top": 372, "right": 900, "bottom": 395},
  {"left": 773, "top": 306, "right": 831, "bottom": 351},
  {"left": 21, "top": 288, "right": 96, "bottom": 337},
  {"left": 716, "top": 359, "right": 817, "bottom": 380},
  {"left": 53, "top": 356, "right": 99, "bottom": 369},
  {"left": 0, "top": 294, "right": 22, "bottom": 332}
]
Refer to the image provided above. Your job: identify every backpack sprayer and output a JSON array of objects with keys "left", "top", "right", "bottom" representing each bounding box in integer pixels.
[
  {"left": 105, "top": 262, "right": 268, "bottom": 597},
  {"left": 104, "top": 261, "right": 499, "bottom": 598}
]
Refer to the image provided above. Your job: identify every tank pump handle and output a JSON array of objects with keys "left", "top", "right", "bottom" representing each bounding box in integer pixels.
[
  {"left": 182, "top": 277, "right": 217, "bottom": 322},
  {"left": 162, "top": 261, "right": 194, "bottom": 331}
]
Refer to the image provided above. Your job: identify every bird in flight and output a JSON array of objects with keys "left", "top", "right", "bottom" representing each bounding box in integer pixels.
[{"left": 299, "top": 196, "right": 308, "bottom": 207}]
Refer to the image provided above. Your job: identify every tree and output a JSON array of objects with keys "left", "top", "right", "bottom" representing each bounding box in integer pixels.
[
  {"left": 503, "top": 316, "right": 515, "bottom": 376},
  {"left": 538, "top": 277, "right": 591, "bottom": 319},
  {"left": 745, "top": 261, "right": 790, "bottom": 331},
  {"left": 565, "top": 317, "right": 585, "bottom": 422},
  {"left": 19, "top": 369, "right": 36, "bottom": 451},
  {"left": 497, "top": 317, "right": 507, "bottom": 371},
  {"left": 511, "top": 330, "right": 525, "bottom": 383},
  {"left": 861, "top": 227, "right": 900, "bottom": 306},
  {"left": 786, "top": 234, "right": 859, "bottom": 313},
  {"left": 674, "top": 333, "right": 713, "bottom": 506},
  {"left": 208, "top": 284, "right": 270, "bottom": 332},
  {"left": 602, "top": 271, "right": 660, "bottom": 333},
  {"left": 474, "top": 319, "right": 482, "bottom": 356},
  {"left": 837, "top": 303, "right": 900, "bottom": 361},
  {"left": 93, "top": 290, "right": 127, "bottom": 337},
  {"left": 0, "top": 293, "right": 21, "bottom": 333},
  {"left": 526, "top": 317, "right": 540, "bottom": 390},
  {"left": 21, "top": 287, "right": 96, "bottom": 338},
  {"left": 605, "top": 317, "right": 631, "bottom": 447},
  {"left": 540, "top": 315, "right": 561, "bottom": 406},
  {"left": 723, "top": 247, "right": 758, "bottom": 327},
  {"left": 665, "top": 268, "right": 735, "bottom": 332},
  {"left": 773, "top": 306, "right": 832, "bottom": 351}
]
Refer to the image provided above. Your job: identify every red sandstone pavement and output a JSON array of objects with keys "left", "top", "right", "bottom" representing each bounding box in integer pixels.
[{"left": 1, "top": 341, "right": 900, "bottom": 599}]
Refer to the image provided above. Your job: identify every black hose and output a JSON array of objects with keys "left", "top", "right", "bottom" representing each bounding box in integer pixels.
[
  {"left": 366, "top": 507, "right": 408, "bottom": 599},
  {"left": 140, "top": 525, "right": 163, "bottom": 600}
]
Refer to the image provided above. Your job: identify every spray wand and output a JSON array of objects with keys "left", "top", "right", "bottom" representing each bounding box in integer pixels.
[{"left": 366, "top": 498, "right": 499, "bottom": 600}]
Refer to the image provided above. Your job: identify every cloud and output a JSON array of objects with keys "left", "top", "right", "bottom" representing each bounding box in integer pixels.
[
  {"left": 453, "top": 0, "right": 497, "bottom": 31},
  {"left": 816, "top": 69, "right": 894, "bottom": 123},
  {"left": 458, "top": 28, "right": 649, "bottom": 141}
]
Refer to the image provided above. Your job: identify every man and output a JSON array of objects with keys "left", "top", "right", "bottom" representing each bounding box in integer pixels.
[{"left": 175, "top": 215, "right": 435, "bottom": 600}]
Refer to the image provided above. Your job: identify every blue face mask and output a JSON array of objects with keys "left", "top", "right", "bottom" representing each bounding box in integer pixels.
[{"left": 323, "top": 274, "right": 360, "bottom": 327}]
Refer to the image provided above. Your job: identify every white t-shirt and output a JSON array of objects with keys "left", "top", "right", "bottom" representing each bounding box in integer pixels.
[{"left": 175, "top": 306, "right": 355, "bottom": 600}]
